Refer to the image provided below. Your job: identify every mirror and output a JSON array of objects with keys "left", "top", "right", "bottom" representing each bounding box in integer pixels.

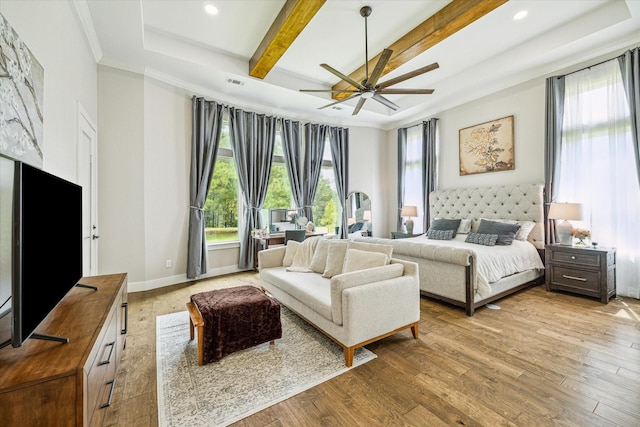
[{"left": 346, "top": 191, "right": 372, "bottom": 237}]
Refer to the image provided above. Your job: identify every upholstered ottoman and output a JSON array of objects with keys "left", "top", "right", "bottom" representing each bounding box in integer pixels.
[{"left": 186, "top": 285, "right": 282, "bottom": 365}]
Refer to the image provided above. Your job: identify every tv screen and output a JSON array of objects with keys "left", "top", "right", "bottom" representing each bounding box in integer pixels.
[{"left": 9, "top": 161, "right": 83, "bottom": 348}]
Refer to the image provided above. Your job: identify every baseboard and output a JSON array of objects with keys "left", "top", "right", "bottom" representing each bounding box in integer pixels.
[{"left": 128, "top": 265, "right": 247, "bottom": 293}]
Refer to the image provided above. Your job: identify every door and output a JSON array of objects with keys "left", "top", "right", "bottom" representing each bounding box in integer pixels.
[{"left": 77, "top": 103, "right": 98, "bottom": 276}]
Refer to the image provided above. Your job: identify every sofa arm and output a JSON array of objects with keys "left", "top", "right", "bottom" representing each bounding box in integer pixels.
[
  {"left": 330, "top": 263, "right": 405, "bottom": 325},
  {"left": 258, "top": 246, "right": 286, "bottom": 270}
]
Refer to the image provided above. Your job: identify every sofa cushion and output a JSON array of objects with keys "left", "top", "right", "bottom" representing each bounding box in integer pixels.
[
  {"left": 282, "top": 240, "right": 300, "bottom": 267},
  {"left": 348, "top": 241, "right": 394, "bottom": 260},
  {"left": 343, "top": 249, "right": 389, "bottom": 273},
  {"left": 322, "top": 240, "right": 350, "bottom": 278},
  {"left": 310, "top": 238, "right": 331, "bottom": 273},
  {"left": 260, "top": 266, "right": 333, "bottom": 321}
]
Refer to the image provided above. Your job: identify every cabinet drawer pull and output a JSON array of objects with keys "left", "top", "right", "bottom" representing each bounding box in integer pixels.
[
  {"left": 99, "top": 379, "right": 116, "bottom": 409},
  {"left": 562, "top": 274, "right": 587, "bottom": 282},
  {"left": 571, "top": 256, "right": 576, "bottom": 260},
  {"left": 99, "top": 341, "right": 115, "bottom": 365},
  {"left": 121, "top": 302, "right": 128, "bottom": 335}
]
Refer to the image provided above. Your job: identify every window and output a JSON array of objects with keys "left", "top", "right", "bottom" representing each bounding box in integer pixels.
[
  {"left": 313, "top": 139, "right": 341, "bottom": 234},
  {"left": 402, "top": 125, "right": 424, "bottom": 233},
  {"left": 262, "top": 131, "right": 295, "bottom": 230},
  {"left": 203, "top": 120, "right": 239, "bottom": 243},
  {"left": 557, "top": 59, "right": 640, "bottom": 298}
]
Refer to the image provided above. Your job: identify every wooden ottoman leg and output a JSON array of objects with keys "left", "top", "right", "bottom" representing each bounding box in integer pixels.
[{"left": 186, "top": 302, "right": 205, "bottom": 366}]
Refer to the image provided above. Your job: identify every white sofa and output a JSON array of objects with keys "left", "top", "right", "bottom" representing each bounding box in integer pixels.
[{"left": 258, "top": 239, "right": 420, "bottom": 367}]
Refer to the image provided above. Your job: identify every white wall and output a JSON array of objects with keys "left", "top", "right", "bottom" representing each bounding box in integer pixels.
[
  {"left": 383, "top": 77, "right": 547, "bottom": 235},
  {"left": 0, "top": 0, "right": 98, "bottom": 182}
]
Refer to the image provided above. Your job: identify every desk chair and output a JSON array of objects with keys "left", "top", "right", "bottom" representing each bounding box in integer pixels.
[{"left": 285, "top": 229, "right": 306, "bottom": 243}]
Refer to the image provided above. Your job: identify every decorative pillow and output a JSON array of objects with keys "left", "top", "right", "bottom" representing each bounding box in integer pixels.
[
  {"left": 435, "top": 218, "right": 471, "bottom": 234},
  {"left": 476, "top": 219, "right": 521, "bottom": 245},
  {"left": 429, "top": 218, "right": 462, "bottom": 237},
  {"left": 282, "top": 240, "right": 300, "bottom": 267},
  {"left": 477, "top": 218, "right": 536, "bottom": 241},
  {"left": 342, "top": 249, "right": 389, "bottom": 273},
  {"left": 348, "top": 241, "right": 393, "bottom": 260},
  {"left": 309, "top": 238, "right": 331, "bottom": 273},
  {"left": 426, "top": 229, "right": 454, "bottom": 240},
  {"left": 465, "top": 232, "right": 499, "bottom": 246},
  {"left": 322, "top": 240, "right": 350, "bottom": 278}
]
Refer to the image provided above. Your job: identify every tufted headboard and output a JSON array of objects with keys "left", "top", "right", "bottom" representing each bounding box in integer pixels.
[{"left": 429, "top": 183, "right": 545, "bottom": 249}]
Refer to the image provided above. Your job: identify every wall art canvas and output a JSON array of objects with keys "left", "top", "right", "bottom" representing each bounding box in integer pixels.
[
  {"left": 0, "top": 13, "right": 44, "bottom": 168},
  {"left": 459, "top": 115, "right": 514, "bottom": 176}
]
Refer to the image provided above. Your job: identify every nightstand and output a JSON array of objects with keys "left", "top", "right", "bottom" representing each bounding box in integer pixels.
[
  {"left": 391, "top": 232, "right": 422, "bottom": 239},
  {"left": 545, "top": 244, "right": 616, "bottom": 303}
]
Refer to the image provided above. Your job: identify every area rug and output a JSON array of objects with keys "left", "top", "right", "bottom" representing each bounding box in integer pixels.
[{"left": 156, "top": 305, "right": 376, "bottom": 427}]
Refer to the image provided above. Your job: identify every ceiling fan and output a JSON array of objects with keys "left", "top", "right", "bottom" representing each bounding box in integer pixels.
[{"left": 300, "top": 5, "right": 439, "bottom": 115}]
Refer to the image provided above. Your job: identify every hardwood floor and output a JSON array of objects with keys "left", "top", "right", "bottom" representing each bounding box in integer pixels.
[{"left": 104, "top": 272, "right": 640, "bottom": 426}]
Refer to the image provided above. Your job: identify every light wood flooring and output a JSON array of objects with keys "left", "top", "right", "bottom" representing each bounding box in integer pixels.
[{"left": 105, "top": 272, "right": 640, "bottom": 426}]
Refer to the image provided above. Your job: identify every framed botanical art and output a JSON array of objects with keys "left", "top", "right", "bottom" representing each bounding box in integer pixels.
[{"left": 459, "top": 115, "right": 514, "bottom": 176}]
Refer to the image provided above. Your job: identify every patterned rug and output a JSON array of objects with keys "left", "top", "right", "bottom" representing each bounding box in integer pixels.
[{"left": 156, "top": 305, "right": 376, "bottom": 427}]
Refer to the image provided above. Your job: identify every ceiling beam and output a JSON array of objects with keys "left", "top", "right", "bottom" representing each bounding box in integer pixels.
[
  {"left": 332, "top": 0, "right": 509, "bottom": 100},
  {"left": 249, "top": 0, "right": 326, "bottom": 79}
]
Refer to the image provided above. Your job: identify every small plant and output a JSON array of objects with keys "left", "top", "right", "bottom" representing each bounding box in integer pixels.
[{"left": 571, "top": 228, "right": 591, "bottom": 239}]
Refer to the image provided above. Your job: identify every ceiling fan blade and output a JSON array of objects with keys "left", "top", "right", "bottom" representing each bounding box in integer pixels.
[
  {"left": 320, "top": 64, "right": 366, "bottom": 90},
  {"left": 377, "top": 62, "right": 440, "bottom": 90},
  {"left": 300, "top": 89, "right": 360, "bottom": 93},
  {"left": 366, "top": 48, "right": 392, "bottom": 87},
  {"left": 377, "top": 88, "right": 435, "bottom": 95},
  {"left": 318, "top": 93, "right": 361, "bottom": 110},
  {"left": 352, "top": 97, "right": 367, "bottom": 116},
  {"left": 372, "top": 94, "right": 400, "bottom": 111}
]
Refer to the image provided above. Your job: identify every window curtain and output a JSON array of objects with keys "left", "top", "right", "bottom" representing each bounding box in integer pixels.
[
  {"left": 619, "top": 47, "right": 640, "bottom": 188},
  {"left": 228, "top": 108, "right": 276, "bottom": 270},
  {"left": 279, "top": 119, "right": 305, "bottom": 218},
  {"left": 328, "top": 126, "right": 348, "bottom": 239},
  {"left": 557, "top": 59, "right": 640, "bottom": 299},
  {"left": 544, "top": 75, "right": 565, "bottom": 244},
  {"left": 422, "top": 118, "right": 438, "bottom": 230},
  {"left": 187, "top": 97, "right": 224, "bottom": 279},
  {"left": 302, "top": 123, "right": 327, "bottom": 221},
  {"left": 397, "top": 128, "right": 407, "bottom": 232}
]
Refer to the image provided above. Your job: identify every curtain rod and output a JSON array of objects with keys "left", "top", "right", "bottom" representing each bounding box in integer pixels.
[{"left": 557, "top": 46, "right": 638, "bottom": 78}]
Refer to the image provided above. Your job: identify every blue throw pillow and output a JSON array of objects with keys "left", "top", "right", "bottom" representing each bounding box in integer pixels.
[
  {"left": 476, "top": 219, "right": 521, "bottom": 245},
  {"left": 465, "top": 232, "right": 498, "bottom": 246},
  {"left": 426, "top": 229, "right": 454, "bottom": 240},
  {"left": 429, "top": 218, "right": 462, "bottom": 237}
]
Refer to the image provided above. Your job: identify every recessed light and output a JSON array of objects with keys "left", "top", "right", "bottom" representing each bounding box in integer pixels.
[
  {"left": 205, "top": 4, "right": 218, "bottom": 15},
  {"left": 513, "top": 10, "right": 528, "bottom": 20}
]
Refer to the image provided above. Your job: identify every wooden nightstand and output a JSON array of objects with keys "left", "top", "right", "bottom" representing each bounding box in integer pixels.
[
  {"left": 545, "top": 244, "right": 616, "bottom": 303},
  {"left": 391, "top": 232, "right": 422, "bottom": 239}
]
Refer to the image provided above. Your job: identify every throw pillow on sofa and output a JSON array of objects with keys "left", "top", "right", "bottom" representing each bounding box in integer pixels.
[
  {"left": 322, "top": 240, "right": 350, "bottom": 278},
  {"left": 282, "top": 240, "right": 301, "bottom": 267},
  {"left": 348, "top": 241, "right": 394, "bottom": 261},
  {"left": 310, "top": 237, "right": 332, "bottom": 273},
  {"left": 342, "top": 248, "right": 389, "bottom": 273}
]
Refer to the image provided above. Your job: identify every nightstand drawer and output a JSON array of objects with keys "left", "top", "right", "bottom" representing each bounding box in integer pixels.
[
  {"left": 551, "top": 250, "right": 600, "bottom": 267},
  {"left": 550, "top": 266, "right": 601, "bottom": 292}
]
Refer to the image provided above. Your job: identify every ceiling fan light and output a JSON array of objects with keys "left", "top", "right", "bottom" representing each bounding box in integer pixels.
[{"left": 361, "top": 91, "right": 374, "bottom": 99}]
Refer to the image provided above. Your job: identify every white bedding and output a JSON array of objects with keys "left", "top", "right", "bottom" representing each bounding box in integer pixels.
[{"left": 402, "top": 234, "right": 544, "bottom": 297}]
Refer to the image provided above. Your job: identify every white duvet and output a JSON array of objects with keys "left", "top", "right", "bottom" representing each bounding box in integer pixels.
[{"left": 403, "top": 234, "right": 545, "bottom": 297}]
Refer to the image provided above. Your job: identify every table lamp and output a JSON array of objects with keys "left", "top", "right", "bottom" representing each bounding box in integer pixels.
[
  {"left": 548, "top": 202, "right": 583, "bottom": 245},
  {"left": 400, "top": 205, "right": 418, "bottom": 234}
]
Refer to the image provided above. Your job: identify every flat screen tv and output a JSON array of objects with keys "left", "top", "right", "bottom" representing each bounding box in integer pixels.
[{"left": 0, "top": 160, "right": 83, "bottom": 349}]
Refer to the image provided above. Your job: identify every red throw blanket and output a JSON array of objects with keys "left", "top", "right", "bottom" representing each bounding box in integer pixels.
[{"left": 190, "top": 285, "right": 282, "bottom": 363}]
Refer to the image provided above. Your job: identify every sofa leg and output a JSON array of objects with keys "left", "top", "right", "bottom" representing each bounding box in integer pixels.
[
  {"left": 344, "top": 346, "right": 355, "bottom": 367},
  {"left": 410, "top": 322, "right": 419, "bottom": 339}
]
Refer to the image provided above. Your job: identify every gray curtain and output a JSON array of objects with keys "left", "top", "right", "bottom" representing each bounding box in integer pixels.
[
  {"left": 302, "top": 123, "right": 327, "bottom": 221},
  {"left": 187, "top": 97, "right": 224, "bottom": 279},
  {"left": 397, "top": 128, "right": 407, "bottom": 232},
  {"left": 619, "top": 47, "right": 640, "bottom": 188},
  {"left": 280, "top": 119, "right": 305, "bottom": 218},
  {"left": 544, "top": 75, "right": 566, "bottom": 244},
  {"left": 228, "top": 108, "right": 276, "bottom": 269},
  {"left": 422, "top": 118, "right": 438, "bottom": 230},
  {"left": 328, "top": 126, "right": 349, "bottom": 239}
]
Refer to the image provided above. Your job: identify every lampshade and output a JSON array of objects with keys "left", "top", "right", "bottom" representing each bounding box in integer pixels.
[
  {"left": 362, "top": 210, "right": 371, "bottom": 221},
  {"left": 400, "top": 206, "right": 418, "bottom": 217},
  {"left": 548, "top": 203, "right": 583, "bottom": 220}
]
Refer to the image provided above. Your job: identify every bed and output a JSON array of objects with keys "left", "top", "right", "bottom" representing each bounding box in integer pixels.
[{"left": 354, "top": 184, "right": 545, "bottom": 316}]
